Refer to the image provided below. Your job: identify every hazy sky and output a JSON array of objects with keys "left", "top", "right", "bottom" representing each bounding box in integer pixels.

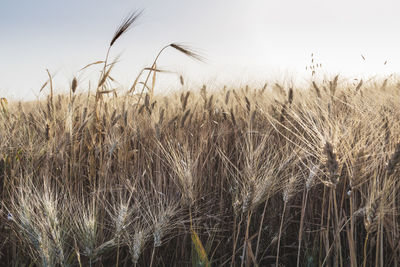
[{"left": 1, "top": 0, "right": 400, "bottom": 100}]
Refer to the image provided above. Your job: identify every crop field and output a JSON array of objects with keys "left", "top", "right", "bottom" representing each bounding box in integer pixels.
[{"left": 1, "top": 10, "right": 400, "bottom": 267}]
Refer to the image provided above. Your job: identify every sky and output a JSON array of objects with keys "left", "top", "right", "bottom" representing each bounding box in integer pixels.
[{"left": 1, "top": 0, "right": 400, "bottom": 100}]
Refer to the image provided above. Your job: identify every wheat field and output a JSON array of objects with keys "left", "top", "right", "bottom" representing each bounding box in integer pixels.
[{"left": 1, "top": 11, "right": 400, "bottom": 267}]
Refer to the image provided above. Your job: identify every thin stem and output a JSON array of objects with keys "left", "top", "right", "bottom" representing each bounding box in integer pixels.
[
  {"left": 349, "top": 189, "right": 357, "bottom": 267},
  {"left": 380, "top": 220, "right": 384, "bottom": 267},
  {"left": 324, "top": 189, "right": 332, "bottom": 262},
  {"left": 231, "top": 215, "right": 243, "bottom": 267},
  {"left": 115, "top": 236, "right": 120, "bottom": 267},
  {"left": 319, "top": 186, "right": 327, "bottom": 266},
  {"left": 255, "top": 198, "right": 269, "bottom": 261},
  {"left": 375, "top": 230, "right": 379, "bottom": 267},
  {"left": 332, "top": 189, "right": 342, "bottom": 267},
  {"left": 297, "top": 188, "right": 308, "bottom": 267},
  {"left": 241, "top": 210, "right": 252, "bottom": 267},
  {"left": 100, "top": 46, "right": 112, "bottom": 91},
  {"left": 276, "top": 201, "right": 287, "bottom": 267},
  {"left": 363, "top": 231, "right": 370, "bottom": 267},
  {"left": 149, "top": 246, "right": 156, "bottom": 267}
]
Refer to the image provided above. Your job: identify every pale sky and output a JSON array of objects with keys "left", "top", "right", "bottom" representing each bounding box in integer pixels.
[{"left": 1, "top": 0, "right": 400, "bottom": 100}]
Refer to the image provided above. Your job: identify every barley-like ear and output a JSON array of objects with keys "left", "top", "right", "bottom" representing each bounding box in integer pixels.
[
  {"left": 274, "top": 83, "right": 286, "bottom": 97},
  {"left": 150, "top": 101, "right": 156, "bottom": 110},
  {"left": 158, "top": 109, "right": 165, "bottom": 124},
  {"left": 201, "top": 85, "right": 207, "bottom": 101},
  {"left": 40, "top": 80, "right": 49, "bottom": 93},
  {"left": 288, "top": 87, "right": 293, "bottom": 105},
  {"left": 181, "top": 91, "right": 190, "bottom": 111},
  {"left": 386, "top": 143, "right": 400, "bottom": 176},
  {"left": 355, "top": 79, "right": 363, "bottom": 92},
  {"left": 71, "top": 77, "right": 78, "bottom": 93},
  {"left": 324, "top": 142, "right": 339, "bottom": 186},
  {"left": 110, "top": 10, "right": 143, "bottom": 47},
  {"left": 261, "top": 83, "right": 267, "bottom": 93},
  {"left": 225, "top": 90, "right": 231, "bottom": 105},
  {"left": 279, "top": 104, "right": 287, "bottom": 123},
  {"left": 45, "top": 121, "right": 51, "bottom": 141},
  {"left": 312, "top": 81, "right": 321, "bottom": 98},
  {"left": 127, "top": 229, "right": 147, "bottom": 264},
  {"left": 364, "top": 196, "right": 381, "bottom": 232},
  {"left": 207, "top": 95, "right": 214, "bottom": 110},
  {"left": 380, "top": 79, "right": 388, "bottom": 91},
  {"left": 329, "top": 75, "right": 339, "bottom": 96},
  {"left": 230, "top": 108, "right": 236, "bottom": 126},
  {"left": 242, "top": 182, "right": 255, "bottom": 214},
  {"left": 170, "top": 43, "right": 205, "bottom": 62},
  {"left": 245, "top": 96, "right": 251, "bottom": 112},
  {"left": 181, "top": 109, "right": 190, "bottom": 127}
]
